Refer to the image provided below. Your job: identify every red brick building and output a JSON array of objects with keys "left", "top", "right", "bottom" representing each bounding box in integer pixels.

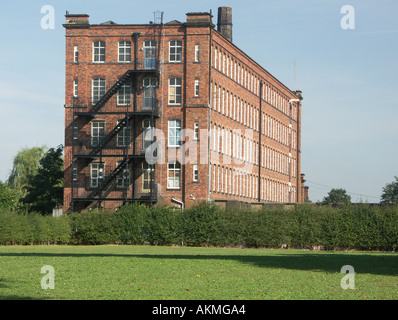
[{"left": 63, "top": 7, "right": 305, "bottom": 212}]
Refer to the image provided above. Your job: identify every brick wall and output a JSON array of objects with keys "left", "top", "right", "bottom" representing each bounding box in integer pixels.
[{"left": 63, "top": 11, "right": 303, "bottom": 212}]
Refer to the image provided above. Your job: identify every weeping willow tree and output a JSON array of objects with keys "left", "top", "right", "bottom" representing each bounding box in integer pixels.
[{"left": 7, "top": 146, "right": 47, "bottom": 195}]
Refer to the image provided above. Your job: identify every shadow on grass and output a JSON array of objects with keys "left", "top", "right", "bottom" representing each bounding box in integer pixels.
[
  {"left": 0, "top": 251, "right": 397, "bottom": 276},
  {"left": 0, "top": 278, "right": 45, "bottom": 300}
]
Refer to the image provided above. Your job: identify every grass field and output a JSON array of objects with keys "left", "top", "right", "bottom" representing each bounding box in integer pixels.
[{"left": 0, "top": 245, "right": 397, "bottom": 300}]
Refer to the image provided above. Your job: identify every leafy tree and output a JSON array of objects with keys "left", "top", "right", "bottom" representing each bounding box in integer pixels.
[
  {"left": 7, "top": 146, "right": 47, "bottom": 195},
  {"left": 23, "top": 146, "right": 64, "bottom": 214},
  {"left": 381, "top": 176, "right": 398, "bottom": 205},
  {"left": 323, "top": 188, "right": 351, "bottom": 205},
  {"left": 0, "top": 181, "right": 23, "bottom": 212}
]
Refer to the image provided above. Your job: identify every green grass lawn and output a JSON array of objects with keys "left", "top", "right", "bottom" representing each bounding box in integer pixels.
[{"left": 0, "top": 245, "right": 397, "bottom": 300}]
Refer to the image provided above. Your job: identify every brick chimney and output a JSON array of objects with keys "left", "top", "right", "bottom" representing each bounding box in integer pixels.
[
  {"left": 64, "top": 13, "right": 89, "bottom": 28},
  {"left": 217, "top": 7, "right": 233, "bottom": 42},
  {"left": 186, "top": 12, "right": 214, "bottom": 27}
]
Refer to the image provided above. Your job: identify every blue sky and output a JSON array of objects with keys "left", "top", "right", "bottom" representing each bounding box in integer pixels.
[{"left": 0, "top": 0, "right": 397, "bottom": 202}]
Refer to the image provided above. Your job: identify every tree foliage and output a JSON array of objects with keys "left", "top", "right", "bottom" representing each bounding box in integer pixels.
[
  {"left": 0, "top": 181, "right": 22, "bottom": 212},
  {"left": 23, "top": 146, "right": 64, "bottom": 214},
  {"left": 381, "top": 176, "right": 398, "bottom": 205},
  {"left": 7, "top": 146, "right": 47, "bottom": 194},
  {"left": 323, "top": 188, "right": 351, "bottom": 205}
]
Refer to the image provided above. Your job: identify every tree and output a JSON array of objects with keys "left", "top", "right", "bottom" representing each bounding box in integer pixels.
[
  {"left": 7, "top": 146, "right": 47, "bottom": 194},
  {"left": 381, "top": 176, "right": 398, "bottom": 205},
  {"left": 323, "top": 188, "right": 351, "bottom": 205},
  {"left": 23, "top": 146, "right": 64, "bottom": 214},
  {"left": 0, "top": 181, "right": 23, "bottom": 212}
]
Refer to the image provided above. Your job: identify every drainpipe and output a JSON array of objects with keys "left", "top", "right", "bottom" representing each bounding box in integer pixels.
[
  {"left": 172, "top": 198, "right": 184, "bottom": 210},
  {"left": 258, "top": 82, "right": 263, "bottom": 202}
]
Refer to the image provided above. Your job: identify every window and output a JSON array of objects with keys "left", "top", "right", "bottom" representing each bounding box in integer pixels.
[
  {"left": 93, "top": 40, "right": 105, "bottom": 63},
  {"left": 194, "top": 79, "right": 200, "bottom": 97},
  {"left": 116, "top": 161, "right": 130, "bottom": 188},
  {"left": 72, "top": 162, "right": 77, "bottom": 181},
  {"left": 91, "top": 78, "right": 106, "bottom": 105},
  {"left": 144, "top": 40, "right": 156, "bottom": 69},
  {"left": 169, "top": 40, "right": 182, "bottom": 62},
  {"left": 142, "top": 119, "right": 154, "bottom": 150},
  {"left": 118, "top": 41, "right": 131, "bottom": 62},
  {"left": 193, "top": 164, "right": 199, "bottom": 182},
  {"left": 168, "top": 77, "right": 182, "bottom": 105},
  {"left": 143, "top": 78, "right": 156, "bottom": 109},
  {"left": 116, "top": 121, "right": 131, "bottom": 147},
  {"left": 74, "top": 46, "right": 79, "bottom": 63},
  {"left": 167, "top": 161, "right": 181, "bottom": 189},
  {"left": 117, "top": 83, "right": 131, "bottom": 106},
  {"left": 73, "top": 80, "right": 78, "bottom": 98},
  {"left": 195, "top": 44, "right": 200, "bottom": 62},
  {"left": 194, "top": 122, "right": 199, "bottom": 140},
  {"left": 168, "top": 119, "right": 181, "bottom": 147},
  {"left": 73, "top": 122, "right": 78, "bottom": 140},
  {"left": 91, "top": 120, "right": 105, "bottom": 147},
  {"left": 90, "top": 163, "right": 105, "bottom": 188},
  {"left": 142, "top": 162, "right": 154, "bottom": 192}
]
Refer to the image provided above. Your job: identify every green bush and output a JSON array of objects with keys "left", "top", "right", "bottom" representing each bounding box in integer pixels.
[
  {"left": 69, "top": 209, "right": 118, "bottom": 245},
  {"left": 114, "top": 203, "right": 147, "bottom": 245},
  {"left": 182, "top": 202, "right": 224, "bottom": 246},
  {"left": 0, "top": 203, "right": 397, "bottom": 251},
  {"left": 144, "top": 206, "right": 182, "bottom": 245},
  {"left": 0, "top": 210, "right": 69, "bottom": 245}
]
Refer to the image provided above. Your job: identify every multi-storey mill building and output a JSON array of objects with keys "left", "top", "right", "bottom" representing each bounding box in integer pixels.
[{"left": 63, "top": 7, "right": 306, "bottom": 212}]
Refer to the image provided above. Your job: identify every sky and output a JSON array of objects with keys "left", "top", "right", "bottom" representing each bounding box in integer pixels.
[{"left": 0, "top": 0, "right": 397, "bottom": 203}]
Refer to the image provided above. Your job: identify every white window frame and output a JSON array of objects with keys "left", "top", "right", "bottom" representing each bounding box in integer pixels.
[
  {"left": 167, "top": 161, "right": 181, "bottom": 189},
  {"left": 168, "top": 119, "right": 181, "bottom": 147},
  {"left": 90, "top": 162, "right": 105, "bottom": 188},
  {"left": 74, "top": 46, "right": 79, "bottom": 63},
  {"left": 93, "top": 40, "right": 105, "bottom": 63},
  {"left": 116, "top": 121, "right": 131, "bottom": 147},
  {"left": 73, "top": 122, "right": 78, "bottom": 140},
  {"left": 193, "top": 164, "right": 199, "bottom": 182},
  {"left": 91, "top": 78, "right": 106, "bottom": 105},
  {"left": 194, "top": 79, "right": 200, "bottom": 97},
  {"left": 195, "top": 44, "right": 200, "bottom": 62},
  {"left": 117, "top": 83, "right": 131, "bottom": 106},
  {"left": 194, "top": 122, "right": 199, "bottom": 140},
  {"left": 73, "top": 79, "right": 78, "bottom": 98},
  {"left": 91, "top": 120, "right": 105, "bottom": 147},
  {"left": 143, "top": 77, "right": 156, "bottom": 110},
  {"left": 118, "top": 40, "right": 131, "bottom": 63},
  {"left": 142, "top": 162, "right": 154, "bottom": 193},
  {"left": 116, "top": 161, "right": 130, "bottom": 189},
  {"left": 142, "top": 119, "right": 154, "bottom": 150},
  {"left": 72, "top": 162, "right": 78, "bottom": 182},
  {"left": 169, "top": 40, "right": 182, "bottom": 62},
  {"left": 168, "top": 77, "right": 182, "bottom": 105}
]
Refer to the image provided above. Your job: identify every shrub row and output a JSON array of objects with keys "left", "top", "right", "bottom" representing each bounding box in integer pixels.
[
  {"left": 0, "top": 210, "right": 71, "bottom": 245},
  {"left": 1, "top": 203, "right": 397, "bottom": 250}
]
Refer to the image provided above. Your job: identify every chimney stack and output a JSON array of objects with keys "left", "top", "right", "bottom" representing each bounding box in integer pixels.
[{"left": 217, "top": 7, "right": 232, "bottom": 42}]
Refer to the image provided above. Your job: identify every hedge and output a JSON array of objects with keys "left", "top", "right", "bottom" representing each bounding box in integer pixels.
[
  {"left": 0, "top": 209, "right": 70, "bottom": 245},
  {"left": 0, "top": 203, "right": 397, "bottom": 250}
]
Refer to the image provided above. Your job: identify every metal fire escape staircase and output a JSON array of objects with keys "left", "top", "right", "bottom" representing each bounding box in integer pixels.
[
  {"left": 71, "top": 24, "right": 163, "bottom": 212},
  {"left": 88, "top": 115, "right": 133, "bottom": 158},
  {"left": 86, "top": 158, "right": 129, "bottom": 199},
  {"left": 90, "top": 70, "right": 133, "bottom": 114}
]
